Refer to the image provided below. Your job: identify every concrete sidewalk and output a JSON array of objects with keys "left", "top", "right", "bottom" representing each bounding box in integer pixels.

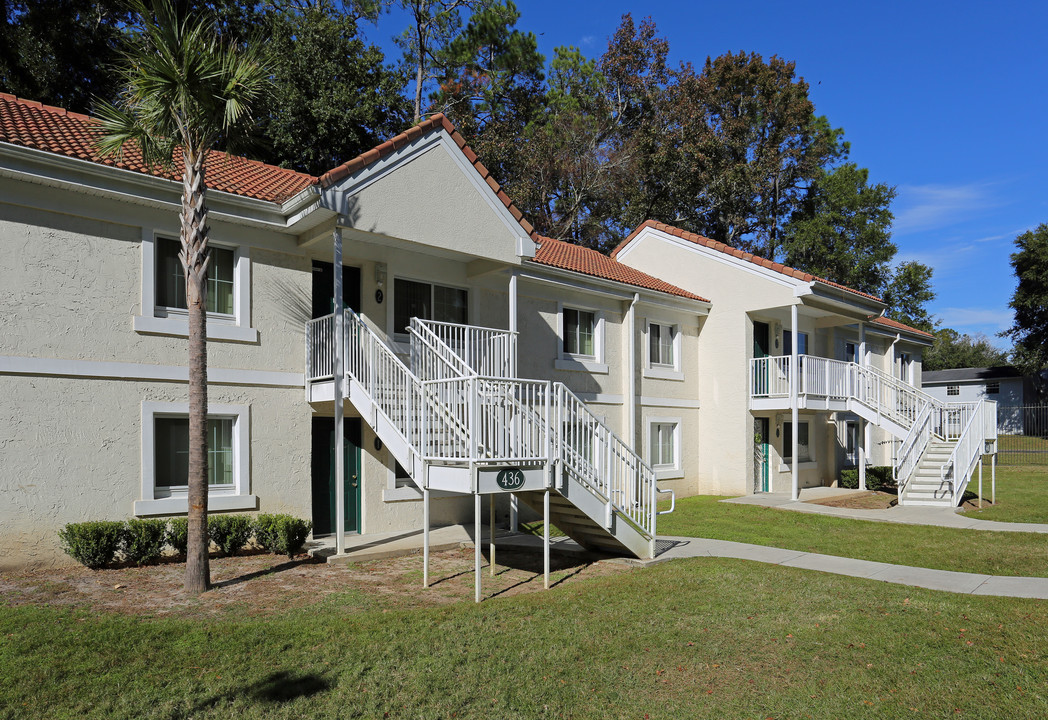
[
  {"left": 641, "top": 536, "right": 1048, "bottom": 599},
  {"left": 725, "top": 490, "right": 1048, "bottom": 534}
]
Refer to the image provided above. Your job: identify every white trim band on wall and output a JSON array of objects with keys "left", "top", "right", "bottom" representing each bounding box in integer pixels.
[{"left": 0, "top": 355, "right": 303, "bottom": 388}]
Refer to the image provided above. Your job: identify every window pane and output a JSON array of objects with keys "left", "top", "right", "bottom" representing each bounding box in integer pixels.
[
  {"left": 798, "top": 423, "right": 811, "bottom": 462},
  {"left": 155, "top": 238, "right": 186, "bottom": 310},
  {"left": 394, "top": 278, "right": 431, "bottom": 333},
  {"left": 577, "top": 311, "right": 595, "bottom": 356},
  {"left": 433, "top": 285, "right": 468, "bottom": 325},
  {"left": 207, "top": 246, "right": 235, "bottom": 315},
  {"left": 660, "top": 424, "right": 675, "bottom": 465},
  {"left": 649, "top": 324, "right": 661, "bottom": 364},
  {"left": 660, "top": 326, "right": 674, "bottom": 365},
  {"left": 155, "top": 416, "right": 234, "bottom": 488},
  {"left": 156, "top": 238, "right": 234, "bottom": 314},
  {"left": 783, "top": 422, "right": 792, "bottom": 461},
  {"left": 564, "top": 309, "right": 579, "bottom": 354}
]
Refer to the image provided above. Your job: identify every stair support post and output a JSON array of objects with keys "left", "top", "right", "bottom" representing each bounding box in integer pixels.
[
  {"left": 858, "top": 419, "right": 867, "bottom": 492},
  {"left": 423, "top": 487, "right": 430, "bottom": 588},
  {"left": 489, "top": 494, "right": 496, "bottom": 577},
  {"left": 474, "top": 492, "right": 482, "bottom": 603},
  {"left": 978, "top": 457, "right": 983, "bottom": 509},
  {"left": 543, "top": 488, "right": 551, "bottom": 590}
]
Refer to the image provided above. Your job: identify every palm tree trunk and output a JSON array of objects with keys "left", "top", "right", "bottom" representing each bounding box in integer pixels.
[{"left": 182, "top": 150, "right": 211, "bottom": 595}]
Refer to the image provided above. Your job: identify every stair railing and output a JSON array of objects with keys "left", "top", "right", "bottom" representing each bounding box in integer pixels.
[
  {"left": 414, "top": 318, "right": 518, "bottom": 378},
  {"left": 940, "top": 398, "right": 987, "bottom": 504},
  {"left": 895, "top": 400, "right": 933, "bottom": 496}
]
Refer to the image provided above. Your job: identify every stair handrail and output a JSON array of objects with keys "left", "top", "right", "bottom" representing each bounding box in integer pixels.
[
  {"left": 414, "top": 318, "right": 518, "bottom": 378},
  {"left": 408, "top": 318, "right": 474, "bottom": 381},
  {"left": 940, "top": 398, "right": 986, "bottom": 504},
  {"left": 895, "top": 399, "right": 933, "bottom": 496}
]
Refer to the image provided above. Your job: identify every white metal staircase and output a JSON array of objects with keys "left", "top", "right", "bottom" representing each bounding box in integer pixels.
[
  {"left": 305, "top": 311, "right": 671, "bottom": 559},
  {"left": 751, "top": 355, "right": 997, "bottom": 506}
]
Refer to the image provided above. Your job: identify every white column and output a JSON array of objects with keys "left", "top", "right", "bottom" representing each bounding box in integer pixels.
[
  {"left": 858, "top": 321, "right": 868, "bottom": 491},
  {"left": 474, "top": 492, "right": 482, "bottom": 603},
  {"left": 626, "top": 293, "right": 639, "bottom": 449},
  {"left": 790, "top": 303, "right": 799, "bottom": 501},
  {"left": 422, "top": 487, "right": 430, "bottom": 587},
  {"left": 543, "top": 488, "right": 551, "bottom": 590},
  {"left": 333, "top": 224, "right": 346, "bottom": 555},
  {"left": 508, "top": 271, "right": 520, "bottom": 533},
  {"left": 489, "top": 494, "right": 496, "bottom": 577}
]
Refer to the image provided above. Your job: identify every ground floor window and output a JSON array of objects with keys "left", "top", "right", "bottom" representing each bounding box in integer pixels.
[
  {"left": 844, "top": 421, "right": 859, "bottom": 466},
  {"left": 136, "top": 401, "right": 252, "bottom": 515},
  {"left": 648, "top": 418, "right": 681, "bottom": 478},
  {"left": 783, "top": 421, "right": 811, "bottom": 463}
]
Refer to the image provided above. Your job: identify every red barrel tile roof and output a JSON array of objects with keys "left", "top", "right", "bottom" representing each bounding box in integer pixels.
[
  {"left": 532, "top": 236, "right": 709, "bottom": 302},
  {"left": 870, "top": 316, "right": 934, "bottom": 339},
  {"left": 612, "top": 219, "right": 885, "bottom": 303},
  {"left": 0, "top": 92, "right": 317, "bottom": 204}
]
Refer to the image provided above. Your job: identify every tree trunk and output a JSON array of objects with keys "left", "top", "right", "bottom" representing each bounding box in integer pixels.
[{"left": 182, "top": 149, "right": 211, "bottom": 595}]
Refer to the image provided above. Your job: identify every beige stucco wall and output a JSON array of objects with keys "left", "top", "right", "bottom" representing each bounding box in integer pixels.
[{"left": 0, "top": 374, "right": 310, "bottom": 569}]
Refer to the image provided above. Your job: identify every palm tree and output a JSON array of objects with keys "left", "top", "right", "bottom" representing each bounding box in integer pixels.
[{"left": 95, "top": 0, "right": 272, "bottom": 594}]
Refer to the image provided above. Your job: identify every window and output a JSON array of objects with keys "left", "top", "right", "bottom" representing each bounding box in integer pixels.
[
  {"left": 947, "top": 385, "right": 960, "bottom": 396},
  {"left": 898, "top": 352, "right": 912, "bottom": 383},
  {"left": 648, "top": 418, "right": 682, "bottom": 478},
  {"left": 783, "top": 330, "right": 809, "bottom": 356},
  {"left": 135, "top": 233, "right": 256, "bottom": 342},
  {"left": 844, "top": 342, "right": 857, "bottom": 364},
  {"left": 986, "top": 382, "right": 1000, "bottom": 395},
  {"left": 845, "top": 421, "right": 858, "bottom": 466},
  {"left": 563, "top": 308, "right": 596, "bottom": 356},
  {"left": 649, "top": 323, "right": 675, "bottom": 367},
  {"left": 155, "top": 238, "right": 235, "bottom": 315},
  {"left": 155, "top": 417, "right": 234, "bottom": 489},
  {"left": 393, "top": 278, "right": 468, "bottom": 334},
  {"left": 783, "top": 421, "right": 811, "bottom": 463},
  {"left": 135, "top": 401, "right": 254, "bottom": 516}
]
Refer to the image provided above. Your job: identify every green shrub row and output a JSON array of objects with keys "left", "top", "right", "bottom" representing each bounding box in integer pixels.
[
  {"left": 839, "top": 465, "right": 896, "bottom": 492},
  {"left": 58, "top": 514, "right": 313, "bottom": 569}
]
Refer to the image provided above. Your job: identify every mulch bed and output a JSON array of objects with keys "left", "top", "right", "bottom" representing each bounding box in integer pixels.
[
  {"left": 805, "top": 491, "right": 899, "bottom": 510},
  {"left": 0, "top": 546, "right": 630, "bottom": 619}
]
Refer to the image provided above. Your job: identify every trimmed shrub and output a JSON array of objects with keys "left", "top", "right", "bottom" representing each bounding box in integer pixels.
[
  {"left": 166, "top": 518, "right": 189, "bottom": 555},
  {"left": 208, "top": 514, "right": 253, "bottom": 557},
  {"left": 58, "top": 521, "right": 125, "bottom": 569},
  {"left": 254, "top": 514, "right": 313, "bottom": 557},
  {"left": 122, "top": 519, "right": 167, "bottom": 566},
  {"left": 840, "top": 465, "right": 896, "bottom": 492}
]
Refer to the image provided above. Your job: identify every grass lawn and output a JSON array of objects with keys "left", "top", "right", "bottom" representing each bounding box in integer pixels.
[
  {"left": 962, "top": 466, "right": 1048, "bottom": 523},
  {"left": 2, "top": 553, "right": 1047, "bottom": 719},
  {"left": 657, "top": 493, "right": 1048, "bottom": 578}
]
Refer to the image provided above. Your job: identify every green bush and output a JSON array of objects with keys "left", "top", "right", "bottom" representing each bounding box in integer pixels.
[
  {"left": 166, "top": 518, "right": 189, "bottom": 555},
  {"left": 208, "top": 514, "right": 253, "bottom": 557},
  {"left": 122, "top": 519, "right": 167, "bottom": 566},
  {"left": 253, "top": 514, "right": 313, "bottom": 557},
  {"left": 58, "top": 521, "right": 125, "bottom": 569},
  {"left": 840, "top": 466, "right": 896, "bottom": 492}
]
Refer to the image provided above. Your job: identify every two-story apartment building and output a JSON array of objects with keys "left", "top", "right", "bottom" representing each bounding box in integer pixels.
[{"left": 1, "top": 94, "right": 991, "bottom": 568}]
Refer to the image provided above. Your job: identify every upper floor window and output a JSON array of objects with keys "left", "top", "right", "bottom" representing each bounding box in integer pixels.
[
  {"left": 986, "top": 381, "right": 1000, "bottom": 394},
  {"left": 649, "top": 323, "right": 676, "bottom": 367},
  {"left": 156, "top": 237, "right": 235, "bottom": 316},
  {"left": 783, "top": 330, "right": 808, "bottom": 356},
  {"left": 898, "top": 352, "right": 912, "bottom": 383},
  {"left": 844, "top": 342, "right": 857, "bottom": 364},
  {"left": 563, "top": 307, "right": 596, "bottom": 357},
  {"left": 134, "top": 233, "right": 256, "bottom": 342},
  {"left": 947, "top": 385, "right": 960, "bottom": 396},
  {"left": 393, "top": 278, "right": 468, "bottom": 334}
]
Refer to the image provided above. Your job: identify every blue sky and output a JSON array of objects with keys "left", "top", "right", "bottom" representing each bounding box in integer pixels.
[{"left": 372, "top": 1, "right": 1047, "bottom": 345}]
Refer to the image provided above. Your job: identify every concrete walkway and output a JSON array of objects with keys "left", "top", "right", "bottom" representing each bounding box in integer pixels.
[
  {"left": 643, "top": 536, "right": 1048, "bottom": 600},
  {"left": 725, "top": 489, "right": 1048, "bottom": 534}
]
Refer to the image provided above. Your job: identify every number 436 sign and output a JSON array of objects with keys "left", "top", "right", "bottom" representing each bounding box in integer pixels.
[{"left": 495, "top": 468, "right": 526, "bottom": 490}]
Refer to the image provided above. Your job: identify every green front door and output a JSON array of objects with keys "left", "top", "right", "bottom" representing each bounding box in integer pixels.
[
  {"left": 754, "top": 417, "right": 770, "bottom": 493},
  {"left": 311, "top": 417, "right": 361, "bottom": 535}
]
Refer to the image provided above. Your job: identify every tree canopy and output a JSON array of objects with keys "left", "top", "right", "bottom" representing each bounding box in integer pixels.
[
  {"left": 923, "top": 328, "right": 1010, "bottom": 372},
  {"left": 1003, "top": 224, "right": 1048, "bottom": 373}
]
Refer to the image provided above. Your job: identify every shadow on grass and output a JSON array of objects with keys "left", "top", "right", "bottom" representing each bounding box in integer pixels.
[
  {"left": 210, "top": 556, "right": 321, "bottom": 590},
  {"left": 181, "top": 671, "right": 331, "bottom": 716}
]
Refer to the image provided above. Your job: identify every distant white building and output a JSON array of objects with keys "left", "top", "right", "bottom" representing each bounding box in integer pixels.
[{"left": 922, "top": 367, "right": 1025, "bottom": 433}]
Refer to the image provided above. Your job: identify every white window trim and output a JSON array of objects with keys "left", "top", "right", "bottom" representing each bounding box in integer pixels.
[
  {"left": 780, "top": 419, "right": 816, "bottom": 472},
  {"left": 647, "top": 416, "right": 682, "bottom": 480},
  {"left": 555, "top": 301, "right": 608, "bottom": 374},
  {"left": 643, "top": 319, "right": 684, "bottom": 381},
  {"left": 134, "top": 400, "right": 255, "bottom": 516},
  {"left": 134, "top": 230, "right": 257, "bottom": 343}
]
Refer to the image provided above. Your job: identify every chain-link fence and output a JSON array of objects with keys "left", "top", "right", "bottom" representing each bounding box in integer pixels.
[{"left": 997, "top": 404, "right": 1048, "bottom": 466}]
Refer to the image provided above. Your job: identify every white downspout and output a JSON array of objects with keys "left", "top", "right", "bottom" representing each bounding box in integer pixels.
[
  {"left": 858, "top": 320, "right": 867, "bottom": 492},
  {"left": 508, "top": 270, "right": 520, "bottom": 533},
  {"left": 626, "top": 293, "right": 640, "bottom": 448}
]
